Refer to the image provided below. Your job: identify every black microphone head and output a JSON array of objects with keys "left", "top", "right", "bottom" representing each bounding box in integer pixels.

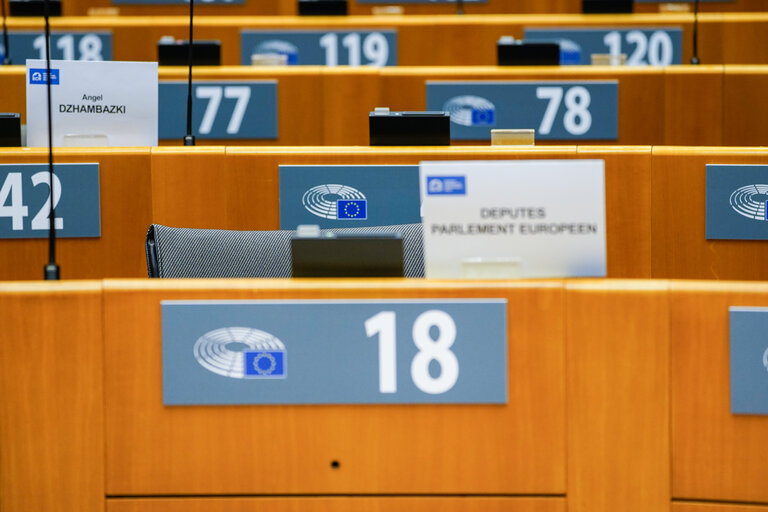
[{"left": 44, "top": 263, "right": 60, "bottom": 280}]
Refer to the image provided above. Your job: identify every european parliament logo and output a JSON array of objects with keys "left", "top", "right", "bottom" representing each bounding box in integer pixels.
[
  {"left": 427, "top": 176, "right": 466, "bottom": 195},
  {"left": 29, "top": 68, "right": 60, "bottom": 85},
  {"left": 730, "top": 184, "right": 768, "bottom": 221},
  {"left": 193, "top": 327, "right": 287, "bottom": 379},
  {"left": 255, "top": 40, "right": 299, "bottom": 65},
  {"left": 442, "top": 95, "right": 496, "bottom": 127},
  {"left": 302, "top": 184, "right": 368, "bottom": 220}
]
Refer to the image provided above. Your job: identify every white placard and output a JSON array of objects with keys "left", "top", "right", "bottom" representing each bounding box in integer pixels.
[
  {"left": 419, "top": 159, "right": 606, "bottom": 279},
  {"left": 25, "top": 60, "right": 158, "bottom": 147}
]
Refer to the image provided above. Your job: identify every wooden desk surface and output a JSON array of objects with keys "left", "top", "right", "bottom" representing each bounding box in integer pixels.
[{"left": 5, "top": 13, "right": 768, "bottom": 65}]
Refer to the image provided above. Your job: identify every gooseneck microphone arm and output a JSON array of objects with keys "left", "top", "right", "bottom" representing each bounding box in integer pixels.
[
  {"left": 690, "top": 0, "right": 700, "bottom": 64},
  {"left": 43, "top": 0, "right": 60, "bottom": 280},
  {"left": 1, "top": 0, "right": 11, "bottom": 65},
  {"left": 456, "top": 0, "right": 464, "bottom": 15},
  {"left": 183, "top": 0, "right": 195, "bottom": 145}
]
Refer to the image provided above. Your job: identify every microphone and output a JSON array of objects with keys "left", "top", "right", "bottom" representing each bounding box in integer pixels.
[
  {"left": 183, "top": 0, "right": 195, "bottom": 145},
  {"left": 456, "top": 0, "right": 464, "bottom": 15},
  {"left": 1, "top": 0, "right": 11, "bottom": 65},
  {"left": 690, "top": 0, "right": 700, "bottom": 64},
  {"left": 42, "top": 0, "right": 59, "bottom": 279}
]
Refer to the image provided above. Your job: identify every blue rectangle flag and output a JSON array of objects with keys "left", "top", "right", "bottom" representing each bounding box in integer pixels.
[{"left": 337, "top": 199, "right": 367, "bottom": 220}]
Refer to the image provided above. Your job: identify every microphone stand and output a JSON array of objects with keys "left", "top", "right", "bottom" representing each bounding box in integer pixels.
[
  {"left": 43, "top": 0, "right": 60, "bottom": 279},
  {"left": 1, "top": 0, "right": 11, "bottom": 64},
  {"left": 183, "top": 0, "right": 195, "bottom": 145},
  {"left": 690, "top": 0, "right": 700, "bottom": 64}
]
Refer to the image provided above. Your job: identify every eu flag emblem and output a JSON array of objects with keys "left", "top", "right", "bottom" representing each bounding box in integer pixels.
[
  {"left": 471, "top": 108, "right": 495, "bottom": 126},
  {"left": 244, "top": 350, "right": 286, "bottom": 378},
  {"left": 337, "top": 199, "right": 367, "bottom": 220}
]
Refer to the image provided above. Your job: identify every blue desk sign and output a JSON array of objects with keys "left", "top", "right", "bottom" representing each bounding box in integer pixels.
[
  {"left": 159, "top": 81, "right": 277, "bottom": 140},
  {"left": 426, "top": 81, "right": 618, "bottom": 141},
  {"left": 0, "top": 163, "right": 100, "bottom": 239},
  {"left": 706, "top": 165, "right": 768, "bottom": 240},
  {"left": 524, "top": 27, "right": 682, "bottom": 66},
  {"left": 0, "top": 32, "right": 112, "bottom": 63},
  {"left": 729, "top": 307, "right": 768, "bottom": 415},
  {"left": 240, "top": 29, "right": 397, "bottom": 66},
  {"left": 279, "top": 165, "right": 421, "bottom": 229},
  {"left": 162, "top": 299, "right": 508, "bottom": 405}
]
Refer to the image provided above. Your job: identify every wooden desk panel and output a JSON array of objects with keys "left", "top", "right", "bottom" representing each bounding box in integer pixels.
[
  {"left": 670, "top": 281, "right": 768, "bottom": 503},
  {"left": 673, "top": 505, "right": 768, "bottom": 512},
  {"left": 650, "top": 147, "right": 768, "bottom": 280},
  {"left": 107, "top": 497, "right": 566, "bottom": 512},
  {"left": 103, "top": 279, "right": 566, "bottom": 495},
  {"left": 664, "top": 66, "right": 724, "bottom": 146},
  {"left": 0, "top": 67, "right": 28, "bottom": 123},
  {"left": 723, "top": 66, "right": 768, "bottom": 147},
  {"left": 0, "top": 282, "right": 103, "bottom": 512},
  {"left": 7, "top": 14, "right": 768, "bottom": 65},
  {"left": 0, "top": 148, "right": 152, "bottom": 280},
  {"left": 566, "top": 280, "right": 670, "bottom": 512}
]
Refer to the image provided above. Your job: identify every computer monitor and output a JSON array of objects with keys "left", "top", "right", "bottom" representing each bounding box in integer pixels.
[
  {"left": 291, "top": 232, "right": 404, "bottom": 277},
  {"left": 582, "top": 0, "right": 633, "bottom": 13},
  {"left": 369, "top": 108, "right": 451, "bottom": 146},
  {"left": 497, "top": 39, "right": 560, "bottom": 66},
  {"left": 157, "top": 39, "right": 221, "bottom": 66},
  {"left": 298, "top": 0, "right": 347, "bottom": 15},
  {"left": 0, "top": 114, "right": 22, "bottom": 147}
]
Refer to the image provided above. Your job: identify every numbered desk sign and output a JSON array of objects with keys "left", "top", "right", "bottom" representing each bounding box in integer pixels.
[
  {"left": 0, "top": 163, "right": 100, "bottom": 239},
  {"left": 0, "top": 31, "right": 112, "bottom": 63},
  {"left": 279, "top": 165, "right": 421, "bottom": 229},
  {"left": 25, "top": 60, "right": 158, "bottom": 147},
  {"left": 426, "top": 81, "right": 618, "bottom": 141},
  {"left": 162, "top": 299, "right": 508, "bottom": 405},
  {"left": 240, "top": 29, "right": 397, "bottom": 66},
  {"left": 419, "top": 159, "right": 606, "bottom": 279},
  {"left": 729, "top": 307, "right": 768, "bottom": 415},
  {"left": 159, "top": 81, "right": 277, "bottom": 140},
  {"left": 357, "top": 0, "right": 485, "bottom": 3},
  {"left": 524, "top": 28, "right": 682, "bottom": 66},
  {"left": 706, "top": 165, "right": 768, "bottom": 240}
]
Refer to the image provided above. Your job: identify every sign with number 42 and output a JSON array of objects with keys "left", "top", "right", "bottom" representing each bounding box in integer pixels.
[{"left": 0, "top": 163, "right": 101, "bottom": 239}]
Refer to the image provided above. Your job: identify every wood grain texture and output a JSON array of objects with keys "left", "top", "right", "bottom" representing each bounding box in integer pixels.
[
  {"left": 577, "top": 146, "right": 652, "bottom": 277},
  {"left": 673, "top": 504, "right": 768, "bottom": 512},
  {"left": 107, "top": 497, "right": 566, "bottom": 512},
  {"left": 664, "top": 67, "right": 724, "bottom": 146},
  {"left": 565, "top": 280, "right": 670, "bottom": 512},
  {"left": 0, "top": 147, "right": 152, "bottom": 280},
  {"left": 103, "top": 279, "right": 566, "bottom": 495},
  {"left": 0, "top": 282, "right": 104, "bottom": 512},
  {"left": 670, "top": 281, "right": 768, "bottom": 503},
  {"left": 650, "top": 146, "right": 768, "bottom": 280},
  {"left": 723, "top": 67, "right": 768, "bottom": 147}
]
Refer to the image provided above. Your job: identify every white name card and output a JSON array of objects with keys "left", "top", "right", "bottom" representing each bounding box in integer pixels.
[
  {"left": 26, "top": 59, "right": 158, "bottom": 147},
  {"left": 420, "top": 159, "right": 606, "bottom": 279}
]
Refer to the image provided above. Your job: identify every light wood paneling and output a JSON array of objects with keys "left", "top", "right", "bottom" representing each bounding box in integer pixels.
[
  {"left": 103, "top": 279, "right": 566, "bottom": 495},
  {"left": 670, "top": 281, "right": 768, "bottom": 503},
  {"left": 566, "top": 280, "right": 670, "bottom": 512},
  {"left": 0, "top": 147, "right": 152, "bottom": 280},
  {"left": 723, "top": 66, "right": 768, "bottom": 147},
  {"left": 664, "top": 66, "right": 724, "bottom": 146},
  {"left": 107, "top": 497, "right": 566, "bottom": 512},
  {"left": 673, "top": 504, "right": 768, "bottom": 512},
  {"left": 650, "top": 146, "right": 768, "bottom": 280},
  {"left": 0, "top": 281, "right": 103, "bottom": 512},
  {"left": 577, "top": 146, "right": 652, "bottom": 277}
]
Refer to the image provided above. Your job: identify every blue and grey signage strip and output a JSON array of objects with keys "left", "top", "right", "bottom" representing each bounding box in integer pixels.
[
  {"left": 162, "top": 299, "right": 508, "bottom": 406},
  {"left": 706, "top": 165, "right": 768, "bottom": 240},
  {"left": 1, "top": 31, "right": 112, "bottom": 63},
  {"left": 0, "top": 163, "right": 101, "bottom": 239},
  {"left": 426, "top": 80, "right": 618, "bottom": 141},
  {"left": 158, "top": 81, "right": 278, "bottom": 140},
  {"left": 279, "top": 165, "right": 421, "bottom": 229},
  {"left": 729, "top": 307, "right": 768, "bottom": 415},
  {"left": 240, "top": 29, "right": 397, "bottom": 66}
]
